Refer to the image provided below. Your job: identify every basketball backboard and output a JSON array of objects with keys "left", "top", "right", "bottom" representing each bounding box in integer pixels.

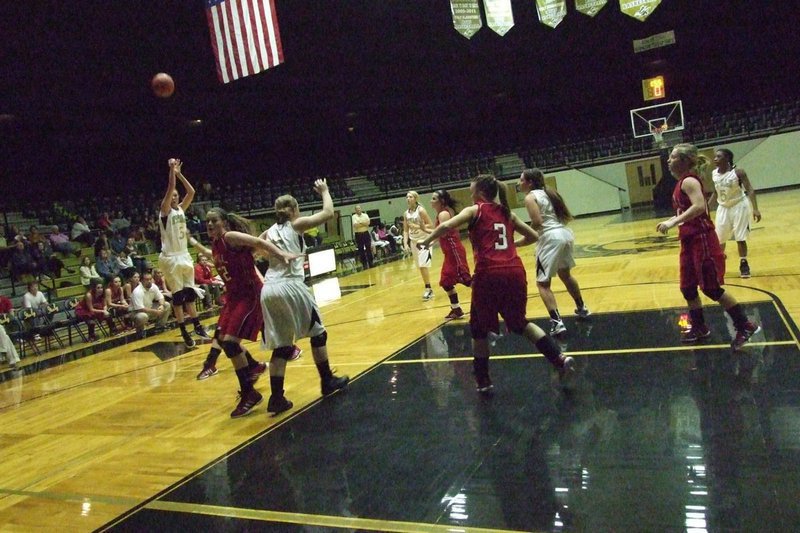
[{"left": 630, "top": 100, "right": 685, "bottom": 138}]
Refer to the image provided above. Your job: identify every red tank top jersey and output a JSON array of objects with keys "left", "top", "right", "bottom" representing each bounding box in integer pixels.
[
  {"left": 78, "top": 291, "right": 104, "bottom": 314},
  {"left": 109, "top": 285, "right": 124, "bottom": 304},
  {"left": 212, "top": 236, "right": 262, "bottom": 296},
  {"left": 468, "top": 201, "right": 523, "bottom": 272},
  {"left": 437, "top": 212, "right": 463, "bottom": 253},
  {"left": 672, "top": 174, "right": 715, "bottom": 239}
]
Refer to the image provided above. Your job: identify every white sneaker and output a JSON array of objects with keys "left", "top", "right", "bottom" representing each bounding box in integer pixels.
[
  {"left": 550, "top": 319, "right": 566, "bottom": 335},
  {"left": 422, "top": 289, "right": 434, "bottom": 301}
]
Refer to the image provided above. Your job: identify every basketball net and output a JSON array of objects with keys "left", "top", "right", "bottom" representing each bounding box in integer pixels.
[{"left": 652, "top": 124, "right": 667, "bottom": 147}]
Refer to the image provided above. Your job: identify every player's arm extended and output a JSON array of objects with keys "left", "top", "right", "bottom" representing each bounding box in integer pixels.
[{"left": 418, "top": 205, "right": 477, "bottom": 249}]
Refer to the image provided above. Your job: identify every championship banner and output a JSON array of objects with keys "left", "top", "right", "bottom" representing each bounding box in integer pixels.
[
  {"left": 450, "top": 0, "right": 483, "bottom": 38},
  {"left": 575, "top": 0, "right": 607, "bottom": 17},
  {"left": 482, "top": 0, "right": 515, "bottom": 36},
  {"left": 535, "top": 0, "right": 567, "bottom": 28},
  {"left": 619, "top": 0, "right": 661, "bottom": 22}
]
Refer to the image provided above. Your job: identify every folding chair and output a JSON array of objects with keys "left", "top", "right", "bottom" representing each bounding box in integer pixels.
[
  {"left": 62, "top": 298, "right": 91, "bottom": 344},
  {"left": 15, "top": 308, "right": 44, "bottom": 357},
  {"left": 38, "top": 302, "right": 66, "bottom": 350},
  {"left": 0, "top": 313, "right": 25, "bottom": 360}
]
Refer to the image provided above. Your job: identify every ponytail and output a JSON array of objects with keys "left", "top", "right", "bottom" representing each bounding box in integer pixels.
[
  {"left": 473, "top": 174, "right": 510, "bottom": 218},
  {"left": 207, "top": 207, "right": 253, "bottom": 235},
  {"left": 274, "top": 195, "right": 298, "bottom": 224}
]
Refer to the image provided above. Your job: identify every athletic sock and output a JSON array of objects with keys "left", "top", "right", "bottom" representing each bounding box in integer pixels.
[
  {"left": 315, "top": 360, "right": 333, "bottom": 380},
  {"left": 448, "top": 293, "right": 459, "bottom": 306},
  {"left": 575, "top": 297, "right": 584, "bottom": 309},
  {"left": 548, "top": 309, "right": 562, "bottom": 321},
  {"left": 535, "top": 335, "right": 564, "bottom": 368},
  {"left": 235, "top": 366, "right": 253, "bottom": 392},
  {"left": 689, "top": 308, "right": 706, "bottom": 327},
  {"left": 726, "top": 303, "right": 748, "bottom": 330},
  {"left": 270, "top": 375, "right": 285, "bottom": 396},
  {"left": 473, "top": 356, "right": 489, "bottom": 379},
  {"left": 204, "top": 347, "right": 221, "bottom": 368}
]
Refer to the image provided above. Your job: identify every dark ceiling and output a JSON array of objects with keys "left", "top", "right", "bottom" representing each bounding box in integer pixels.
[{"left": 2, "top": 1, "right": 798, "bottom": 198}]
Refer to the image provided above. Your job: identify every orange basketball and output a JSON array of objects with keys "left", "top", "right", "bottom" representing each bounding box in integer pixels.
[{"left": 151, "top": 72, "right": 175, "bottom": 98}]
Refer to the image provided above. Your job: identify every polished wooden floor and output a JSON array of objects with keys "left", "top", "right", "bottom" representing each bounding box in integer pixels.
[{"left": 1, "top": 189, "right": 799, "bottom": 531}]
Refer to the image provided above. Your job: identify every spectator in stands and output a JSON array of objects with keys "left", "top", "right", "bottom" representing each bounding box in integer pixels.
[
  {"left": 123, "top": 271, "right": 140, "bottom": 303},
  {"left": 22, "top": 280, "right": 47, "bottom": 309},
  {"left": 5, "top": 225, "right": 22, "bottom": 243},
  {"left": 110, "top": 211, "right": 131, "bottom": 234},
  {"left": 130, "top": 272, "right": 172, "bottom": 338},
  {"left": 48, "top": 225, "right": 80, "bottom": 257},
  {"left": 27, "top": 226, "right": 46, "bottom": 247},
  {"left": 115, "top": 249, "right": 137, "bottom": 279},
  {"left": 373, "top": 222, "right": 397, "bottom": 254},
  {"left": 110, "top": 231, "right": 127, "bottom": 255},
  {"left": 95, "top": 248, "right": 118, "bottom": 283},
  {"left": 9, "top": 240, "right": 37, "bottom": 281},
  {"left": 93, "top": 231, "right": 110, "bottom": 258},
  {"left": 96, "top": 212, "right": 112, "bottom": 232},
  {"left": 143, "top": 214, "right": 159, "bottom": 243},
  {"left": 187, "top": 209, "right": 204, "bottom": 236},
  {"left": 71, "top": 216, "right": 94, "bottom": 245},
  {"left": 79, "top": 255, "right": 99, "bottom": 288},
  {"left": 31, "top": 240, "right": 69, "bottom": 279},
  {"left": 151, "top": 269, "right": 172, "bottom": 303},
  {"left": 194, "top": 253, "right": 223, "bottom": 308},
  {"left": 75, "top": 279, "right": 117, "bottom": 341},
  {"left": 0, "top": 295, "right": 21, "bottom": 370}
]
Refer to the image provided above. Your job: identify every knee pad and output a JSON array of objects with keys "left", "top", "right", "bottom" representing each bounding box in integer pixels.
[
  {"left": 680, "top": 287, "right": 699, "bottom": 301},
  {"left": 701, "top": 287, "right": 725, "bottom": 301},
  {"left": 220, "top": 340, "right": 242, "bottom": 359},
  {"left": 272, "top": 346, "right": 295, "bottom": 360},
  {"left": 508, "top": 323, "right": 526, "bottom": 335},
  {"left": 310, "top": 330, "right": 328, "bottom": 348},
  {"left": 441, "top": 284, "right": 454, "bottom": 293}
]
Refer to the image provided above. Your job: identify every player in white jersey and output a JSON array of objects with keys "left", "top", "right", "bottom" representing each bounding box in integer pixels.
[
  {"left": 159, "top": 159, "right": 209, "bottom": 348},
  {"left": 259, "top": 179, "right": 348, "bottom": 415},
  {"left": 402, "top": 191, "right": 435, "bottom": 300},
  {"left": 708, "top": 148, "right": 761, "bottom": 278},
  {"left": 518, "top": 169, "right": 590, "bottom": 336}
]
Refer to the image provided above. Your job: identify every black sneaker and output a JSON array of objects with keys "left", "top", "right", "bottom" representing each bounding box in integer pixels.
[
  {"left": 321, "top": 374, "right": 349, "bottom": 396},
  {"left": 739, "top": 259, "right": 751, "bottom": 278},
  {"left": 195, "top": 325, "right": 211, "bottom": 340},
  {"left": 181, "top": 329, "right": 196, "bottom": 349},
  {"left": 267, "top": 394, "right": 293, "bottom": 414}
]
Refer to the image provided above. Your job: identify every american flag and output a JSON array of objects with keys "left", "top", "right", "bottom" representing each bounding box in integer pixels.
[{"left": 205, "top": 0, "right": 284, "bottom": 84}]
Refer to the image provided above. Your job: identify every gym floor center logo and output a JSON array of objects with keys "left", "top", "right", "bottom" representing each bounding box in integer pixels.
[{"left": 575, "top": 234, "right": 678, "bottom": 258}]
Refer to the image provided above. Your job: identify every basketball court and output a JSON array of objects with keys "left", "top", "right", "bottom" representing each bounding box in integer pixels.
[{"left": 1, "top": 189, "right": 799, "bottom": 531}]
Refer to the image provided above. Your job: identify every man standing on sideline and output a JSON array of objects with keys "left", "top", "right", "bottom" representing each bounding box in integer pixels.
[
  {"left": 159, "top": 158, "right": 210, "bottom": 348},
  {"left": 352, "top": 205, "right": 373, "bottom": 270}
]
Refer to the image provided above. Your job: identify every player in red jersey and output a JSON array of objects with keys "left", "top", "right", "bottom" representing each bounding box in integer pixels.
[
  {"left": 657, "top": 143, "right": 760, "bottom": 350},
  {"left": 189, "top": 207, "right": 296, "bottom": 418},
  {"left": 419, "top": 175, "right": 574, "bottom": 393},
  {"left": 430, "top": 189, "right": 472, "bottom": 320}
]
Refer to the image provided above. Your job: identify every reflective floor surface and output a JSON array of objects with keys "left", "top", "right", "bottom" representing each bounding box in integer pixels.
[{"left": 104, "top": 300, "right": 800, "bottom": 532}]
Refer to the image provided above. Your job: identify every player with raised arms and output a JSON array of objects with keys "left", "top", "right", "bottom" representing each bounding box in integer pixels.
[{"left": 159, "top": 158, "right": 209, "bottom": 348}]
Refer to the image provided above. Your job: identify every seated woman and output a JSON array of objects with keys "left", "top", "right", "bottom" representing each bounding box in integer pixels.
[
  {"left": 9, "top": 240, "right": 37, "bottom": 282},
  {"left": 194, "top": 253, "right": 223, "bottom": 308},
  {"left": 79, "top": 256, "right": 99, "bottom": 289},
  {"left": 75, "top": 279, "right": 117, "bottom": 341},
  {"left": 105, "top": 275, "right": 131, "bottom": 326},
  {"left": 123, "top": 271, "right": 140, "bottom": 304},
  {"left": 115, "top": 250, "right": 137, "bottom": 280}
]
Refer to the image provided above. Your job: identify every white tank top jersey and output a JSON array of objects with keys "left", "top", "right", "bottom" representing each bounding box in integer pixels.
[
  {"left": 405, "top": 205, "right": 425, "bottom": 241},
  {"left": 160, "top": 207, "right": 188, "bottom": 254},
  {"left": 264, "top": 222, "right": 306, "bottom": 281},
  {"left": 531, "top": 189, "right": 565, "bottom": 233},
  {"left": 712, "top": 168, "right": 746, "bottom": 208}
]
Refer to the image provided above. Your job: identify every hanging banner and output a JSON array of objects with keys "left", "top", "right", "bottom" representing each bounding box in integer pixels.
[
  {"left": 575, "top": 0, "right": 607, "bottom": 17},
  {"left": 619, "top": 0, "right": 661, "bottom": 22},
  {"left": 450, "top": 0, "right": 483, "bottom": 38},
  {"left": 483, "top": 0, "right": 515, "bottom": 36},
  {"left": 535, "top": 0, "right": 567, "bottom": 28},
  {"left": 633, "top": 30, "right": 675, "bottom": 53}
]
